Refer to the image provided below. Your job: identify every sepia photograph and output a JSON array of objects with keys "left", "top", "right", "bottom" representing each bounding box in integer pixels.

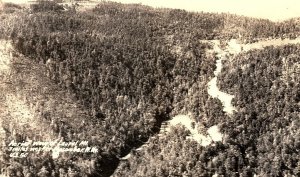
[{"left": 0, "top": 0, "right": 299, "bottom": 176}]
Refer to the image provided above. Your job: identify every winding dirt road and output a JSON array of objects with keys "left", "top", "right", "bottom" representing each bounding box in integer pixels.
[
  {"left": 119, "top": 37, "right": 300, "bottom": 162},
  {"left": 1, "top": 37, "right": 300, "bottom": 176}
]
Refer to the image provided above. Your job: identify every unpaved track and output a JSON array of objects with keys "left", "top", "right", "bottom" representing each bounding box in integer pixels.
[
  {"left": 119, "top": 37, "right": 300, "bottom": 162},
  {"left": 207, "top": 37, "right": 300, "bottom": 115},
  {"left": 207, "top": 39, "right": 238, "bottom": 115},
  {"left": 2, "top": 36, "right": 300, "bottom": 175}
]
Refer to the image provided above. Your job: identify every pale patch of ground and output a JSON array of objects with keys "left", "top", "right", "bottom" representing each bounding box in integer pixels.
[
  {"left": 204, "top": 37, "right": 300, "bottom": 56},
  {"left": 120, "top": 153, "right": 131, "bottom": 160},
  {"left": 208, "top": 78, "right": 236, "bottom": 114},
  {"left": 166, "top": 115, "right": 195, "bottom": 133},
  {"left": 166, "top": 115, "right": 223, "bottom": 146},
  {"left": 0, "top": 40, "right": 12, "bottom": 77},
  {"left": 227, "top": 39, "right": 242, "bottom": 54},
  {"left": 207, "top": 39, "right": 237, "bottom": 115},
  {"left": 120, "top": 114, "right": 223, "bottom": 159},
  {"left": 242, "top": 37, "right": 300, "bottom": 52},
  {"left": 0, "top": 41, "right": 32, "bottom": 177},
  {"left": 0, "top": 40, "right": 57, "bottom": 149},
  {"left": 166, "top": 115, "right": 214, "bottom": 146},
  {"left": 170, "top": 45, "right": 183, "bottom": 56},
  {"left": 207, "top": 125, "right": 223, "bottom": 142},
  {"left": 5, "top": 94, "right": 36, "bottom": 126},
  {"left": 2, "top": 93, "right": 56, "bottom": 141},
  {"left": 0, "top": 40, "right": 13, "bottom": 142}
]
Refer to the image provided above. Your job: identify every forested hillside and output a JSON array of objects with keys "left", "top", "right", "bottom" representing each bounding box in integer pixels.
[{"left": 0, "top": 1, "right": 299, "bottom": 177}]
